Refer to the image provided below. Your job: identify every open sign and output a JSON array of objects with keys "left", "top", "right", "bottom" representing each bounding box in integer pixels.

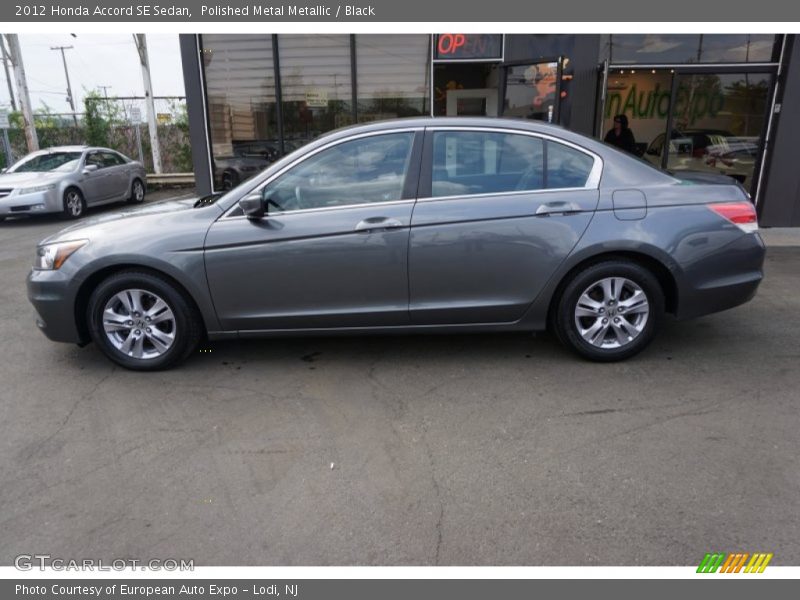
[{"left": 433, "top": 34, "right": 503, "bottom": 60}]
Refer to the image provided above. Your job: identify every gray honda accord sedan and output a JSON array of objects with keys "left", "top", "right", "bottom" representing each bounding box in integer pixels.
[{"left": 27, "top": 118, "right": 765, "bottom": 370}]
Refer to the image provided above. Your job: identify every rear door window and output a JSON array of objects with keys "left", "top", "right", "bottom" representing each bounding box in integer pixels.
[{"left": 431, "top": 131, "right": 544, "bottom": 198}]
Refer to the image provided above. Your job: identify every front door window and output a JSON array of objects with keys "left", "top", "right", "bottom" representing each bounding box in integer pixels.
[{"left": 261, "top": 132, "right": 415, "bottom": 211}]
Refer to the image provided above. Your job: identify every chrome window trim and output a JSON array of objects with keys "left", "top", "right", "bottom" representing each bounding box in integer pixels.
[
  {"left": 416, "top": 186, "right": 593, "bottom": 204},
  {"left": 220, "top": 199, "right": 416, "bottom": 222},
  {"left": 424, "top": 126, "right": 603, "bottom": 195},
  {"left": 220, "top": 128, "right": 423, "bottom": 219}
]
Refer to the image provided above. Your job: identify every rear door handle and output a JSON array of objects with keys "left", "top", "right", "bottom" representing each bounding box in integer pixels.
[
  {"left": 536, "top": 201, "right": 583, "bottom": 216},
  {"left": 354, "top": 217, "right": 404, "bottom": 232}
]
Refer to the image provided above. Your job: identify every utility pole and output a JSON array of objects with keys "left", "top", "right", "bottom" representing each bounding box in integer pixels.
[
  {"left": 50, "top": 45, "right": 78, "bottom": 126},
  {"left": 0, "top": 38, "right": 17, "bottom": 111},
  {"left": 4, "top": 34, "right": 38, "bottom": 152},
  {"left": 133, "top": 34, "right": 162, "bottom": 174}
]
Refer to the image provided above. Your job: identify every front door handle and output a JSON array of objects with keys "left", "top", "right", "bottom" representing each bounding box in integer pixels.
[
  {"left": 354, "top": 217, "right": 404, "bottom": 232},
  {"left": 535, "top": 201, "right": 583, "bottom": 216}
]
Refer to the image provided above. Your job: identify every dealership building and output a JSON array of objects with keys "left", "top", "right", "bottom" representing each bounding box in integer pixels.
[{"left": 179, "top": 33, "right": 800, "bottom": 226}]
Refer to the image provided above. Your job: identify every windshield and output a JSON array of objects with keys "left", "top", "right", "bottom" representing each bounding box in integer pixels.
[{"left": 10, "top": 151, "right": 83, "bottom": 173}]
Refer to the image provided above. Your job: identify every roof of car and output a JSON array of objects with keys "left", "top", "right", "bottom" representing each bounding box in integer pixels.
[
  {"left": 336, "top": 116, "right": 571, "bottom": 134},
  {"left": 33, "top": 145, "right": 127, "bottom": 153},
  {"left": 320, "top": 116, "right": 605, "bottom": 154},
  {"left": 33, "top": 145, "right": 89, "bottom": 152}
]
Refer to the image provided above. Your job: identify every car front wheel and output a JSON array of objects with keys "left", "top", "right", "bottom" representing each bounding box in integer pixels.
[
  {"left": 87, "top": 271, "right": 203, "bottom": 370},
  {"left": 128, "top": 178, "right": 146, "bottom": 203},
  {"left": 63, "top": 187, "right": 85, "bottom": 219},
  {"left": 553, "top": 260, "right": 664, "bottom": 361}
]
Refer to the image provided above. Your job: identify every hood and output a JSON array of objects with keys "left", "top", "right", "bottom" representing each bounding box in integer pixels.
[
  {"left": 43, "top": 197, "right": 219, "bottom": 244},
  {"left": 0, "top": 171, "right": 67, "bottom": 188}
]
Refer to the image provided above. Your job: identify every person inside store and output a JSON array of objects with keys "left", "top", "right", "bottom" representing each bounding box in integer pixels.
[{"left": 604, "top": 114, "right": 637, "bottom": 155}]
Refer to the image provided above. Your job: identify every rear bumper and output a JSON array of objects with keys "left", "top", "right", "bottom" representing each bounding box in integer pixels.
[
  {"left": 676, "top": 232, "right": 766, "bottom": 320},
  {"left": 26, "top": 269, "right": 85, "bottom": 344}
]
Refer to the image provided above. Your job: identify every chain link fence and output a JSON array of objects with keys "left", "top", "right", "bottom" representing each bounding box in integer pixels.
[{"left": 0, "top": 96, "right": 192, "bottom": 174}]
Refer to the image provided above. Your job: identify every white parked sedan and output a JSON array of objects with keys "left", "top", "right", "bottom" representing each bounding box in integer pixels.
[{"left": 0, "top": 146, "right": 147, "bottom": 221}]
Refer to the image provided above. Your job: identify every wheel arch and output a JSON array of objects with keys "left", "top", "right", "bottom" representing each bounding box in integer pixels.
[
  {"left": 63, "top": 183, "right": 84, "bottom": 199},
  {"left": 74, "top": 263, "right": 208, "bottom": 344},
  {"left": 546, "top": 248, "right": 680, "bottom": 327}
]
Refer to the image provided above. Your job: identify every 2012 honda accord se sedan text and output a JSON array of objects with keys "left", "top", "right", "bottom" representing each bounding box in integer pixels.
[{"left": 26, "top": 118, "right": 766, "bottom": 370}]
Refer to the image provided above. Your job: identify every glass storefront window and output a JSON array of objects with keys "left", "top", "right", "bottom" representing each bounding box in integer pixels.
[
  {"left": 698, "top": 35, "right": 778, "bottom": 63},
  {"left": 609, "top": 35, "right": 777, "bottom": 64},
  {"left": 201, "top": 34, "right": 278, "bottom": 189},
  {"left": 503, "top": 62, "right": 561, "bottom": 122},
  {"left": 355, "top": 35, "right": 431, "bottom": 121},
  {"left": 666, "top": 72, "right": 772, "bottom": 191},
  {"left": 278, "top": 34, "right": 354, "bottom": 150},
  {"left": 602, "top": 69, "right": 772, "bottom": 194}
]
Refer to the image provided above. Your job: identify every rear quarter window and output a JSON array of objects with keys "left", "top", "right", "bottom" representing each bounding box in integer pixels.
[{"left": 546, "top": 141, "right": 594, "bottom": 189}]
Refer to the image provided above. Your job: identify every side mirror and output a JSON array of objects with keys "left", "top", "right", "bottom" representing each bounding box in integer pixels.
[
  {"left": 239, "top": 192, "right": 266, "bottom": 219},
  {"left": 82, "top": 164, "right": 99, "bottom": 175}
]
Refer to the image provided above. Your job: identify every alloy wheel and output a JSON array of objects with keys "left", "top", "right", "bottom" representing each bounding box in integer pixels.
[
  {"left": 102, "top": 289, "right": 176, "bottom": 359},
  {"left": 573, "top": 277, "right": 650, "bottom": 349},
  {"left": 132, "top": 180, "right": 145, "bottom": 201},
  {"left": 65, "top": 191, "right": 83, "bottom": 217}
]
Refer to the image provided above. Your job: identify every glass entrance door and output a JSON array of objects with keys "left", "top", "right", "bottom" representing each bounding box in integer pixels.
[
  {"left": 665, "top": 72, "right": 773, "bottom": 191},
  {"left": 601, "top": 68, "right": 673, "bottom": 159},
  {"left": 433, "top": 63, "right": 501, "bottom": 117},
  {"left": 601, "top": 67, "right": 774, "bottom": 195}
]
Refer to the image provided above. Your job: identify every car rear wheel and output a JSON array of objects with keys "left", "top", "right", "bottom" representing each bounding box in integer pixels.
[
  {"left": 87, "top": 271, "right": 203, "bottom": 370},
  {"left": 553, "top": 260, "right": 664, "bottom": 361},
  {"left": 62, "top": 188, "right": 85, "bottom": 219},
  {"left": 128, "top": 178, "right": 146, "bottom": 203}
]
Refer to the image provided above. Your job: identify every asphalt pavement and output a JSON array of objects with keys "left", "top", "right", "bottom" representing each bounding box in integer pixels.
[{"left": 1, "top": 193, "right": 798, "bottom": 566}]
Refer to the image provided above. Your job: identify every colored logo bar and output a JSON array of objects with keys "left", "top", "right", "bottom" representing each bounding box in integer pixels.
[{"left": 697, "top": 552, "right": 773, "bottom": 573}]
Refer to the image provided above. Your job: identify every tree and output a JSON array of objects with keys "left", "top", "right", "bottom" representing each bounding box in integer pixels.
[{"left": 83, "top": 90, "right": 112, "bottom": 147}]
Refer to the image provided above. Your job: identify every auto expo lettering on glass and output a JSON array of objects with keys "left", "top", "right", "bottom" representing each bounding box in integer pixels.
[
  {"left": 606, "top": 83, "right": 726, "bottom": 125},
  {"left": 434, "top": 34, "right": 503, "bottom": 60}
]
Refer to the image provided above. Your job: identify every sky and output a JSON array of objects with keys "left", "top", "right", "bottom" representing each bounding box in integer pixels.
[{"left": 1, "top": 34, "right": 185, "bottom": 114}]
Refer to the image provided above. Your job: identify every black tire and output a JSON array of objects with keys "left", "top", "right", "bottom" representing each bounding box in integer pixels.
[
  {"left": 62, "top": 187, "right": 86, "bottom": 220},
  {"left": 128, "top": 178, "right": 146, "bottom": 203},
  {"left": 552, "top": 260, "right": 665, "bottom": 362},
  {"left": 87, "top": 270, "right": 203, "bottom": 371}
]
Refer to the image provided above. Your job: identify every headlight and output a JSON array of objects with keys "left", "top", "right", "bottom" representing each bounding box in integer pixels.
[
  {"left": 34, "top": 239, "right": 88, "bottom": 270},
  {"left": 18, "top": 183, "right": 57, "bottom": 195}
]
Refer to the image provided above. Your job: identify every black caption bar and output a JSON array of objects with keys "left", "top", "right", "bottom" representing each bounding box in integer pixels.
[{"left": 3, "top": 0, "right": 800, "bottom": 21}]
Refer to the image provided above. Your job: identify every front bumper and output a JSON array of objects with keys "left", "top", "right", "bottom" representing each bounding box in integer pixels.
[
  {"left": 0, "top": 188, "right": 61, "bottom": 217},
  {"left": 27, "top": 268, "right": 85, "bottom": 344}
]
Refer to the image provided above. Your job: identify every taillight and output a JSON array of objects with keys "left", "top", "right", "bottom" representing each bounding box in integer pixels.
[{"left": 708, "top": 201, "right": 758, "bottom": 233}]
